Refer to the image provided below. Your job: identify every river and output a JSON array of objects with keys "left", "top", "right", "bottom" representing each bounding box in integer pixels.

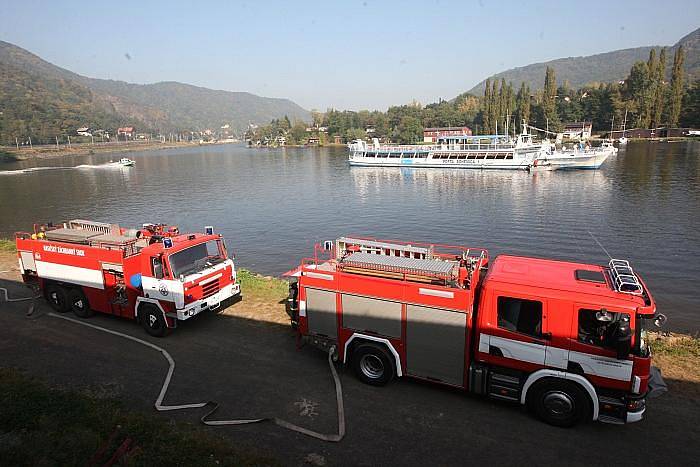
[{"left": 1, "top": 141, "right": 698, "bottom": 332}]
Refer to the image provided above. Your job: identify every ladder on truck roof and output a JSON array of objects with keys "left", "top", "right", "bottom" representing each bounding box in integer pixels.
[
  {"left": 336, "top": 236, "right": 433, "bottom": 260},
  {"left": 42, "top": 220, "right": 137, "bottom": 256},
  {"left": 608, "top": 259, "right": 643, "bottom": 295},
  {"left": 67, "top": 219, "right": 120, "bottom": 235},
  {"left": 338, "top": 251, "right": 458, "bottom": 285}
]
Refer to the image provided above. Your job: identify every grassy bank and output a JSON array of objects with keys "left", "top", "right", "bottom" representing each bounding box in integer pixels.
[
  {"left": 230, "top": 268, "right": 290, "bottom": 325},
  {"left": 237, "top": 268, "right": 288, "bottom": 302},
  {"left": 0, "top": 368, "right": 276, "bottom": 466},
  {"left": 0, "top": 239, "right": 16, "bottom": 252}
]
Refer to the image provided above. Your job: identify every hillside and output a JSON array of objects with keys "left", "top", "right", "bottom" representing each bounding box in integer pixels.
[
  {"left": 467, "top": 27, "right": 700, "bottom": 94},
  {"left": 0, "top": 40, "right": 309, "bottom": 143}
]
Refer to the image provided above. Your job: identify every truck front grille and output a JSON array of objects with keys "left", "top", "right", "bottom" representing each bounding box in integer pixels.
[{"left": 201, "top": 280, "right": 220, "bottom": 298}]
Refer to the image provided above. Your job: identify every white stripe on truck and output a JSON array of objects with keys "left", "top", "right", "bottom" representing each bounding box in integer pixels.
[{"left": 35, "top": 260, "right": 105, "bottom": 290}]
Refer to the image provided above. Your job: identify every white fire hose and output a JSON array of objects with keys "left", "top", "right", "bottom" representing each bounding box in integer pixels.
[
  {"left": 43, "top": 312, "right": 345, "bottom": 442},
  {"left": 2, "top": 283, "right": 345, "bottom": 441}
]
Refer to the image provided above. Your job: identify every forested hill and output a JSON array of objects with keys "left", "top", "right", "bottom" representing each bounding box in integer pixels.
[
  {"left": 467, "top": 27, "right": 700, "bottom": 94},
  {"left": 0, "top": 40, "right": 309, "bottom": 143}
]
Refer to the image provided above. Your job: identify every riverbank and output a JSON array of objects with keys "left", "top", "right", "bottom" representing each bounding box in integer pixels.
[{"left": 0, "top": 141, "right": 212, "bottom": 162}]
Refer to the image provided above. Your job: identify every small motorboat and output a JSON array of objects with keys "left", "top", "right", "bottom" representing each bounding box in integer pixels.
[
  {"left": 119, "top": 158, "right": 135, "bottom": 167},
  {"left": 618, "top": 136, "right": 628, "bottom": 145},
  {"left": 527, "top": 158, "right": 556, "bottom": 172}
]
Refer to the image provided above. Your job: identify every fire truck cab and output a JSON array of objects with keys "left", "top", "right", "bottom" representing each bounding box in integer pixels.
[
  {"left": 286, "top": 237, "right": 660, "bottom": 427},
  {"left": 16, "top": 220, "right": 240, "bottom": 336}
]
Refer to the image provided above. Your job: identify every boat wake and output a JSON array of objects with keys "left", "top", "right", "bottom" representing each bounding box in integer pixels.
[{"left": 0, "top": 162, "right": 126, "bottom": 175}]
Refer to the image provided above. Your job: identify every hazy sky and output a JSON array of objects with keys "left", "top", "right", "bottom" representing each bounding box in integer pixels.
[{"left": 1, "top": 0, "right": 698, "bottom": 111}]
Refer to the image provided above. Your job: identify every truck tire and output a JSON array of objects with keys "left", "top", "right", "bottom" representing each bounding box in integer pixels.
[
  {"left": 527, "top": 379, "right": 591, "bottom": 427},
  {"left": 68, "top": 288, "right": 93, "bottom": 318},
  {"left": 140, "top": 305, "right": 168, "bottom": 338},
  {"left": 351, "top": 343, "right": 395, "bottom": 386},
  {"left": 45, "top": 284, "right": 70, "bottom": 313}
]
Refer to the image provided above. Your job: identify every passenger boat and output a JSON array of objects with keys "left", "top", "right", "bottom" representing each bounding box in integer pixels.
[
  {"left": 532, "top": 141, "right": 616, "bottom": 170},
  {"left": 119, "top": 158, "right": 135, "bottom": 167},
  {"left": 348, "top": 129, "right": 550, "bottom": 170}
]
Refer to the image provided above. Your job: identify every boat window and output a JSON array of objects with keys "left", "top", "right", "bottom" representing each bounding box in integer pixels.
[{"left": 458, "top": 154, "right": 467, "bottom": 159}]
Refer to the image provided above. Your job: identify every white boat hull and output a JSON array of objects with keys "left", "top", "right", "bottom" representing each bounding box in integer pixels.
[
  {"left": 348, "top": 158, "right": 533, "bottom": 169},
  {"left": 539, "top": 147, "right": 614, "bottom": 170}
]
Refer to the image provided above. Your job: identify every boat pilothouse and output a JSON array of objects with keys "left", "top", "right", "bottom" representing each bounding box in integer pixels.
[{"left": 348, "top": 126, "right": 550, "bottom": 169}]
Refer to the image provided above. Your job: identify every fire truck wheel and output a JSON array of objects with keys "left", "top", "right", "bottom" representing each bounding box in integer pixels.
[
  {"left": 45, "top": 284, "right": 70, "bottom": 313},
  {"left": 352, "top": 343, "right": 395, "bottom": 386},
  {"left": 528, "top": 379, "right": 591, "bottom": 428},
  {"left": 140, "top": 305, "right": 167, "bottom": 337},
  {"left": 68, "top": 289, "right": 93, "bottom": 318}
]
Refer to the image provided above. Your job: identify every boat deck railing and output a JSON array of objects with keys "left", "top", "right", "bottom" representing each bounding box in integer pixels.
[{"left": 353, "top": 142, "right": 521, "bottom": 153}]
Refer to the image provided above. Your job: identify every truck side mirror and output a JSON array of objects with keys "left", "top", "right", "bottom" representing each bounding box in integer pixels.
[{"left": 152, "top": 257, "right": 164, "bottom": 279}]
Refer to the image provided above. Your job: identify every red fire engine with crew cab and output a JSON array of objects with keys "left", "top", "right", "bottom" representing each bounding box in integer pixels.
[
  {"left": 16, "top": 219, "right": 240, "bottom": 336},
  {"left": 286, "top": 236, "right": 664, "bottom": 426}
]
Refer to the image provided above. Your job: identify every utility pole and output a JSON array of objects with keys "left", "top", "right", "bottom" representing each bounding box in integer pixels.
[
  {"left": 67, "top": 135, "right": 72, "bottom": 149},
  {"left": 15, "top": 137, "right": 19, "bottom": 150}
]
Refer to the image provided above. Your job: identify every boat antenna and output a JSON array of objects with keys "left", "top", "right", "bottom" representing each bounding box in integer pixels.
[{"left": 587, "top": 231, "right": 612, "bottom": 260}]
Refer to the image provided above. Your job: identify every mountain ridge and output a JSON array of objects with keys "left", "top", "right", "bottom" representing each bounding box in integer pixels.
[
  {"left": 0, "top": 40, "right": 310, "bottom": 141},
  {"left": 466, "top": 27, "right": 700, "bottom": 95}
]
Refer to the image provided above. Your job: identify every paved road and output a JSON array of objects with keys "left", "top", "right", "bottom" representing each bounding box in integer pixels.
[{"left": 1, "top": 278, "right": 698, "bottom": 466}]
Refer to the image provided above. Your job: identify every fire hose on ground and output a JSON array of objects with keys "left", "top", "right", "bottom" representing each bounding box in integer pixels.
[{"left": 1, "top": 286, "right": 345, "bottom": 442}]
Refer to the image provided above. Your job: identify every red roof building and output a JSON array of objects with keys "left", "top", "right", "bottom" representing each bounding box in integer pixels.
[{"left": 423, "top": 126, "right": 472, "bottom": 143}]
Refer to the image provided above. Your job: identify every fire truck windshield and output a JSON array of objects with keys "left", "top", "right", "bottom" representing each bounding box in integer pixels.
[{"left": 169, "top": 240, "right": 225, "bottom": 278}]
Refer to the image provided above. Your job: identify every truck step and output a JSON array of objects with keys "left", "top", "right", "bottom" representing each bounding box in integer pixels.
[
  {"left": 598, "top": 414, "right": 625, "bottom": 425},
  {"left": 487, "top": 373, "right": 521, "bottom": 402}
]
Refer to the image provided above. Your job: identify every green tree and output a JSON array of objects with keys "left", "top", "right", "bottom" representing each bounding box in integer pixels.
[
  {"left": 542, "top": 66, "right": 560, "bottom": 131},
  {"left": 345, "top": 127, "right": 366, "bottom": 141},
  {"left": 669, "top": 45, "right": 685, "bottom": 127},
  {"left": 652, "top": 48, "right": 667, "bottom": 128},
  {"left": 625, "top": 61, "right": 652, "bottom": 127},
  {"left": 396, "top": 116, "right": 422, "bottom": 144},
  {"left": 641, "top": 49, "right": 658, "bottom": 127},
  {"left": 489, "top": 79, "right": 499, "bottom": 132},
  {"left": 680, "top": 79, "right": 700, "bottom": 128},
  {"left": 289, "top": 121, "right": 308, "bottom": 145},
  {"left": 482, "top": 78, "right": 492, "bottom": 133},
  {"left": 515, "top": 82, "right": 531, "bottom": 129}
]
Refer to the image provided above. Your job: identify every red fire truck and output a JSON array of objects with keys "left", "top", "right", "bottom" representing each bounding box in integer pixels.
[
  {"left": 16, "top": 219, "right": 240, "bottom": 336},
  {"left": 286, "top": 236, "right": 663, "bottom": 426}
]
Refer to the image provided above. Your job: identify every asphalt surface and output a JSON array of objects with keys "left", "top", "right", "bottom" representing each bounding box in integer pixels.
[{"left": 1, "top": 278, "right": 699, "bottom": 466}]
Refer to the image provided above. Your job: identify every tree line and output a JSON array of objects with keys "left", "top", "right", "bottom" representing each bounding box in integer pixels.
[{"left": 251, "top": 45, "right": 697, "bottom": 146}]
